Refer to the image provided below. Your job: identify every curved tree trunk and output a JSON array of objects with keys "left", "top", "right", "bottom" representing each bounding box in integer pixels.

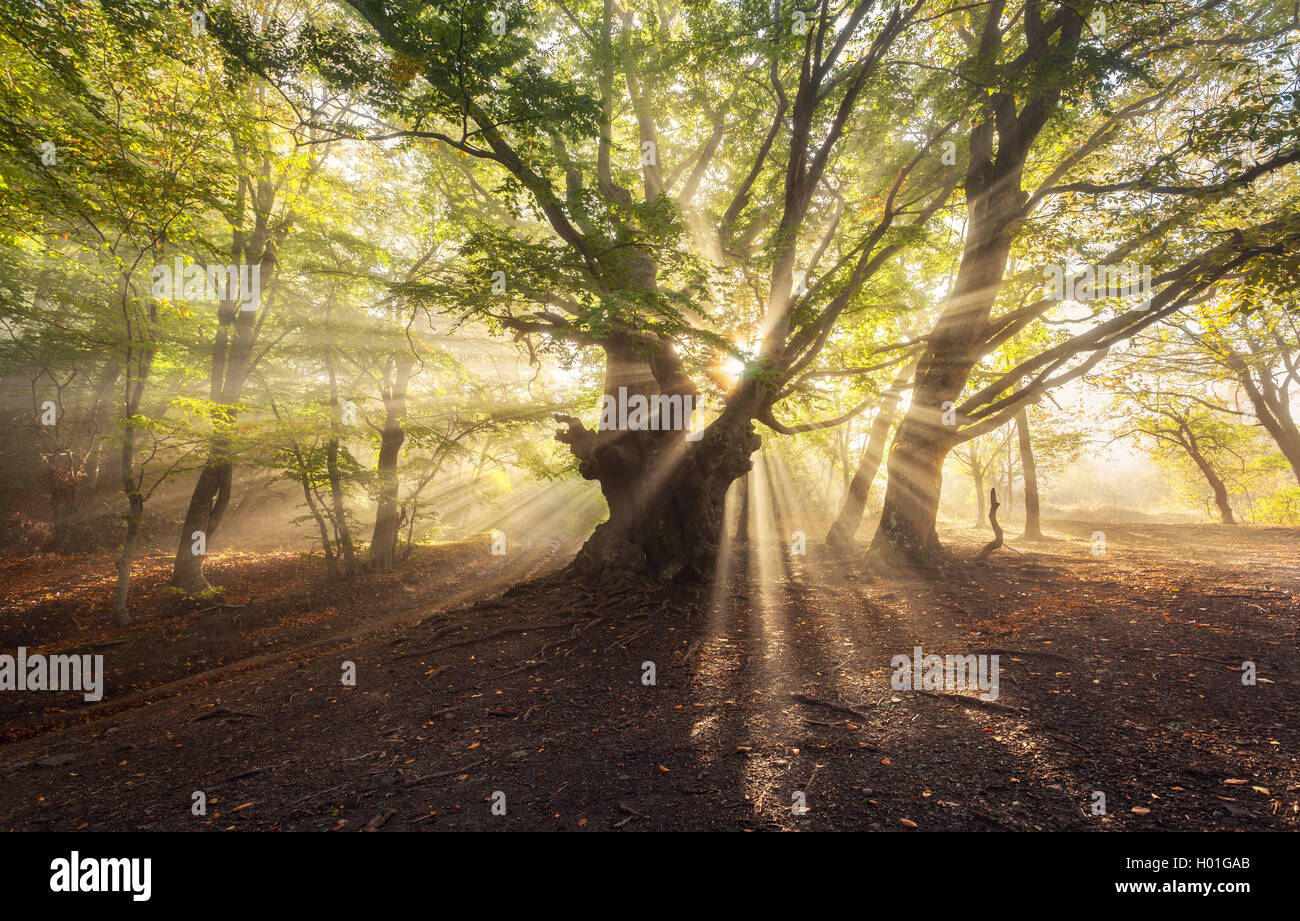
[
  {"left": 865, "top": 2, "right": 1085, "bottom": 567},
  {"left": 1016, "top": 409, "right": 1044, "bottom": 539},
  {"left": 1236, "top": 367, "right": 1300, "bottom": 485},
  {"left": 975, "top": 487, "right": 1003, "bottom": 560},
  {"left": 867, "top": 168, "right": 1022, "bottom": 565},
  {"left": 1182, "top": 433, "right": 1235, "bottom": 525}
]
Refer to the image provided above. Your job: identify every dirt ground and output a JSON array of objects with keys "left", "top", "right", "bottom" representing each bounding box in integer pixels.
[{"left": 1, "top": 519, "right": 1297, "bottom": 831}]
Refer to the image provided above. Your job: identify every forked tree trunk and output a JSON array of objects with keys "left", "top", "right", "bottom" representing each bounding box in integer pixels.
[
  {"left": 826, "top": 364, "right": 911, "bottom": 549},
  {"left": 1016, "top": 409, "right": 1044, "bottom": 539}
]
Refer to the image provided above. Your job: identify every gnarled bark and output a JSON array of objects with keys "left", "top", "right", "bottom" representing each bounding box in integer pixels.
[{"left": 559, "top": 343, "right": 759, "bottom": 585}]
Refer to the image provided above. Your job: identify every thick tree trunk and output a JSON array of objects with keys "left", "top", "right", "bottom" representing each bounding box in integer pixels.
[
  {"left": 369, "top": 359, "right": 412, "bottom": 573},
  {"left": 1016, "top": 409, "right": 1044, "bottom": 539},
  {"left": 867, "top": 173, "right": 1023, "bottom": 565},
  {"left": 867, "top": 424, "right": 951, "bottom": 565},
  {"left": 561, "top": 422, "right": 758, "bottom": 584},
  {"left": 171, "top": 447, "right": 231, "bottom": 595},
  {"left": 825, "top": 364, "right": 910, "bottom": 549},
  {"left": 559, "top": 344, "right": 759, "bottom": 585}
]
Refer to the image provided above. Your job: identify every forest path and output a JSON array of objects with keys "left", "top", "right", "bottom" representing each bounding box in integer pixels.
[{"left": 1, "top": 521, "right": 1297, "bottom": 830}]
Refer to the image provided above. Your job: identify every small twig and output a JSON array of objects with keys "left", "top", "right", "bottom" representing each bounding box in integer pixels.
[{"left": 789, "top": 693, "right": 873, "bottom": 722}]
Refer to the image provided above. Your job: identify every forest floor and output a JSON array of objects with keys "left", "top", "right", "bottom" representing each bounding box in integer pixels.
[{"left": 1, "top": 519, "right": 1298, "bottom": 831}]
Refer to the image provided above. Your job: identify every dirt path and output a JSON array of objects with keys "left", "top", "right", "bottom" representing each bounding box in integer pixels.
[{"left": 2, "top": 521, "right": 1297, "bottom": 831}]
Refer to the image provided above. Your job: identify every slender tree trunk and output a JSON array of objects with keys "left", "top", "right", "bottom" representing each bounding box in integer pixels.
[
  {"left": 1005, "top": 434, "right": 1013, "bottom": 512},
  {"left": 112, "top": 492, "right": 142, "bottom": 627},
  {"left": 826, "top": 363, "right": 911, "bottom": 549},
  {"left": 975, "top": 487, "right": 1003, "bottom": 560},
  {"left": 369, "top": 358, "right": 412, "bottom": 573},
  {"left": 115, "top": 291, "right": 155, "bottom": 625},
  {"left": 971, "top": 448, "right": 986, "bottom": 528},
  {"left": 734, "top": 473, "right": 751, "bottom": 541},
  {"left": 326, "top": 437, "right": 356, "bottom": 575},
  {"left": 323, "top": 318, "right": 357, "bottom": 576},
  {"left": 305, "top": 480, "right": 338, "bottom": 578},
  {"left": 112, "top": 423, "right": 141, "bottom": 627},
  {"left": 46, "top": 450, "right": 78, "bottom": 551},
  {"left": 1016, "top": 409, "right": 1044, "bottom": 539},
  {"left": 169, "top": 220, "right": 276, "bottom": 594}
]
